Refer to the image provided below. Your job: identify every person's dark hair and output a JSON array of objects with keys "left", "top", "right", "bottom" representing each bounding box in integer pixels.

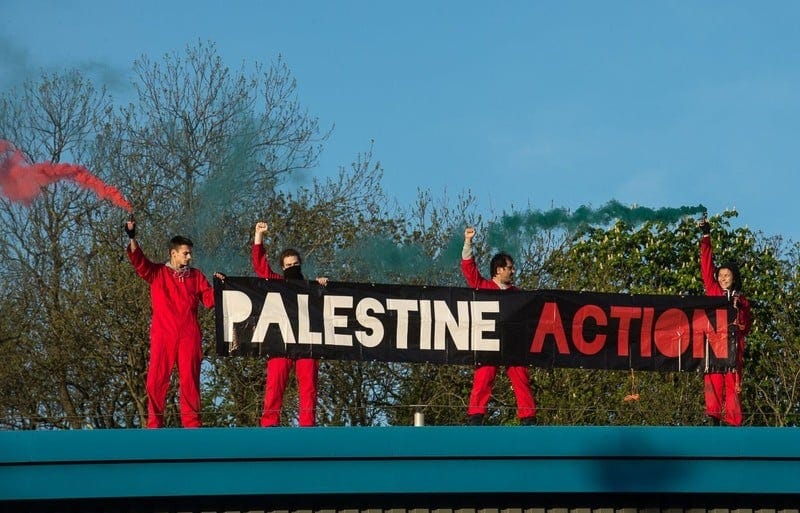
[
  {"left": 169, "top": 236, "right": 194, "bottom": 251},
  {"left": 715, "top": 261, "right": 743, "bottom": 291},
  {"left": 490, "top": 252, "right": 513, "bottom": 278},
  {"left": 279, "top": 248, "right": 302, "bottom": 268}
]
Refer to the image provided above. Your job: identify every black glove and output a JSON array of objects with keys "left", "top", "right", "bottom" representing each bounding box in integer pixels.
[
  {"left": 124, "top": 223, "right": 136, "bottom": 239},
  {"left": 699, "top": 220, "right": 710, "bottom": 235}
]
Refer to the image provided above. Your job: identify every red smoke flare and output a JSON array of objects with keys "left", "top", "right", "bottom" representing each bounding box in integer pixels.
[{"left": 0, "top": 140, "right": 132, "bottom": 212}]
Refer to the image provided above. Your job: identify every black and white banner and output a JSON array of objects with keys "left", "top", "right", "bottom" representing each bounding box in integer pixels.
[{"left": 214, "top": 277, "right": 737, "bottom": 371}]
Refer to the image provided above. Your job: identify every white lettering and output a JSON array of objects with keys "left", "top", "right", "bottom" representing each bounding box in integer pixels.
[
  {"left": 471, "top": 301, "right": 500, "bottom": 351},
  {"left": 419, "top": 300, "right": 432, "bottom": 350},
  {"left": 386, "top": 299, "right": 418, "bottom": 349},
  {"left": 434, "top": 300, "right": 470, "bottom": 351},
  {"left": 324, "top": 295, "right": 354, "bottom": 346},
  {"left": 297, "top": 294, "right": 322, "bottom": 345},
  {"left": 221, "top": 290, "right": 253, "bottom": 343},
  {"left": 252, "top": 292, "right": 296, "bottom": 344},
  {"left": 354, "top": 297, "right": 385, "bottom": 348}
]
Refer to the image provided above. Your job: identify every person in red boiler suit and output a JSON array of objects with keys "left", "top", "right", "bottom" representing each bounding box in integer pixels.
[
  {"left": 461, "top": 226, "right": 537, "bottom": 426},
  {"left": 252, "top": 221, "right": 328, "bottom": 427},
  {"left": 125, "top": 219, "right": 220, "bottom": 428},
  {"left": 698, "top": 217, "right": 753, "bottom": 426}
]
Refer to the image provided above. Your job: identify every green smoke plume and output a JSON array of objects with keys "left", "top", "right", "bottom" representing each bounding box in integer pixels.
[
  {"left": 486, "top": 200, "right": 706, "bottom": 255},
  {"left": 330, "top": 200, "right": 708, "bottom": 285},
  {"left": 179, "top": 118, "right": 262, "bottom": 277},
  {"left": 333, "top": 234, "right": 464, "bottom": 285}
]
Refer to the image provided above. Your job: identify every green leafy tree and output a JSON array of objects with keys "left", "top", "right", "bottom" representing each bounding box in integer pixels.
[
  {"left": 526, "top": 211, "right": 799, "bottom": 426},
  {"left": 0, "top": 69, "right": 127, "bottom": 429},
  {"left": 3, "top": 42, "right": 800, "bottom": 431},
  {"left": 204, "top": 146, "right": 398, "bottom": 427}
]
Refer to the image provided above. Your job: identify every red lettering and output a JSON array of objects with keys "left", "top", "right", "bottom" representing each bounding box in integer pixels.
[
  {"left": 529, "top": 301, "right": 727, "bottom": 366},
  {"left": 572, "top": 304, "right": 607, "bottom": 355},
  {"left": 692, "top": 308, "right": 729, "bottom": 359},
  {"left": 530, "top": 302, "right": 570, "bottom": 354},
  {"left": 654, "top": 308, "right": 690, "bottom": 358},
  {"left": 640, "top": 308, "right": 654, "bottom": 357},
  {"left": 610, "top": 306, "right": 641, "bottom": 357}
]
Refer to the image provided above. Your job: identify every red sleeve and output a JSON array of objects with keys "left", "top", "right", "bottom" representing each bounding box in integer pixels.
[
  {"left": 461, "top": 256, "right": 494, "bottom": 289},
  {"left": 700, "top": 236, "right": 722, "bottom": 296},
  {"left": 252, "top": 243, "right": 283, "bottom": 280},
  {"left": 199, "top": 273, "right": 214, "bottom": 309},
  {"left": 126, "top": 245, "right": 159, "bottom": 283}
]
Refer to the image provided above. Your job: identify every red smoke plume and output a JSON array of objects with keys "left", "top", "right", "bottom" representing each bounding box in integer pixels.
[{"left": 0, "top": 140, "right": 132, "bottom": 212}]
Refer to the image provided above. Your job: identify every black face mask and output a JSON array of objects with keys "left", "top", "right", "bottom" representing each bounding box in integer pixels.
[{"left": 283, "top": 265, "right": 304, "bottom": 280}]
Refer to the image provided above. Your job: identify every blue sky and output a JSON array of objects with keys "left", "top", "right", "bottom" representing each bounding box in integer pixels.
[{"left": 2, "top": 1, "right": 799, "bottom": 241}]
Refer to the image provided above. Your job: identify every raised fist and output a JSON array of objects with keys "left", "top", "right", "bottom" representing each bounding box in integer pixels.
[
  {"left": 464, "top": 226, "right": 476, "bottom": 242},
  {"left": 124, "top": 220, "right": 136, "bottom": 239}
]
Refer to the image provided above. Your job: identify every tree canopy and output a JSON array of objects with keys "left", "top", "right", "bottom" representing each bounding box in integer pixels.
[{"left": 1, "top": 42, "right": 798, "bottom": 429}]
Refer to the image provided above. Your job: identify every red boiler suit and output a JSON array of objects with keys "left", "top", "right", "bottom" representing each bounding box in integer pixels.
[
  {"left": 700, "top": 235, "right": 753, "bottom": 426},
  {"left": 127, "top": 245, "right": 214, "bottom": 428},
  {"left": 461, "top": 256, "right": 536, "bottom": 420},
  {"left": 252, "top": 244, "right": 318, "bottom": 427}
]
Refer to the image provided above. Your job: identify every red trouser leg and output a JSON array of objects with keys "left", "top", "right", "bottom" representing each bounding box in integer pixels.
[
  {"left": 468, "top": 365, "right": 498, "bottom": 416},
  {"left": 146, "top": 335, "right": 177, "bottom": 428},
  {"left": 723, "top": 372, "right": 742, "bottom": 426},
  {"left": 704, "top": 373, "right": 724, "bottom": 420},
  {"left": 177, "top": 337, "right": 203, "bottom": 428},
  {"left": 506, "top": 366, "right": 536, "bottom": 419},
  {"left": 261, "top": 357, "right": 292, "bottom": 427},
  {"left": 295, "top": 358, "right": 319, "bottom": 427}
]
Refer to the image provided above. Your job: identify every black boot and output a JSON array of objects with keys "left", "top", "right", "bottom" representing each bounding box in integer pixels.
[
  {"left": 467, "top": 414, "right": 485, "bottom": 426},
  {"left": 520, "top": 416, "right": 538, "bottom": 426},
  {"left": 707, "top": 415, "right": 721, "bottom": 426}
]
